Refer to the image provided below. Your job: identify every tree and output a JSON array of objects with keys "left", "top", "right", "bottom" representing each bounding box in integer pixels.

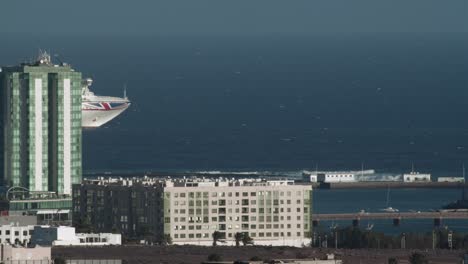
[
  {"left": 212, "top": 231, "right": 222, "bottom": 246},
  {"left": 388, "top": 257, "right": 398, "bottom": 264},
  {"left": 409, "top": 252, "right": 428, "bottom": 264},
  {"left": 250, "top": 256, "right": 262, "bottom": 261},
  {"left": 162, "top": 234, "right": 173, "bottom": 245},
  {"left": 242, "top": 233, "right": 254, "bottom": 246},
  {"left": 234, "top": 232, "right": 243, "bottom": 247},
  {"left": 74, "top": 217, "right": 94, "bottom": 233}
]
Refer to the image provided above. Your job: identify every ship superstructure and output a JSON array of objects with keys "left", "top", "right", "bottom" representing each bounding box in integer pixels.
[{"left": 81, "top": 78, "right": 130, "bottom": 128}]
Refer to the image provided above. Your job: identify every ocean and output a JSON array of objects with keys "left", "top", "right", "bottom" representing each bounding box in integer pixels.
[
  {"left": 1, "top": 33, "right": 467, "bottom": 176},
  {"left": 1, "top": 33, "right": 468, "bottom": 232}
]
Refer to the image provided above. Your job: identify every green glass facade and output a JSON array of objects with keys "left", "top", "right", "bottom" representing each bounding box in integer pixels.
[
  {"left": 9, "top": 198, "right": 72, "bottom": 211},
  {"left": 0, "top": 62, "right": 82, "bottom": 195}
]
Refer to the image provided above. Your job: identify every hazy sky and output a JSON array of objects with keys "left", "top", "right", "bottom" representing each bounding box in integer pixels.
[{"left": 0, "top": 0, "right": 466, "bottom": 35}]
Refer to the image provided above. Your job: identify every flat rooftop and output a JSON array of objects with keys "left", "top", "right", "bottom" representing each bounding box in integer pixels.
[{"left": 79, "top": 177, "right": 300, "bottom": 188}]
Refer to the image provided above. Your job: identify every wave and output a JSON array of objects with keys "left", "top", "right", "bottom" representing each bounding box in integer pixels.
[{"left": 187, "top": 170, "right": 306, "bottom": 179}]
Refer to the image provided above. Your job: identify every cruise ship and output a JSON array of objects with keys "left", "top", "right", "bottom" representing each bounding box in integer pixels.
[{"left": 82, "top": 78, "right": 131, "bottom": 128}]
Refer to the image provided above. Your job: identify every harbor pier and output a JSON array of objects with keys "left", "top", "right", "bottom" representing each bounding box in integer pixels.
[{"left": 312, "top": 211, "right": 468, "bottom": 227}]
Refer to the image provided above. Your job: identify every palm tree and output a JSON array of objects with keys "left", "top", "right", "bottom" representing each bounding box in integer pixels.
[
  {"left": 234, "top": 232, "right": 243, "bottom": 247},
  {"left": 212, "top": 231, "right": 222, "bottom": 246},
  {"left": 242, "top": 233, "right": 253, "bottom": 246}
]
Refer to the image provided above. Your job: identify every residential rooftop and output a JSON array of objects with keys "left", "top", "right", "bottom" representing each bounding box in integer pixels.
[{"left": 79, "top": 176, "right": 301, "bottom": 188}]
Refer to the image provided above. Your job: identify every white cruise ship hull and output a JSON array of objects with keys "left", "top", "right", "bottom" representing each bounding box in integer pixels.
[
  {"left": 82, "top": 103, "right": 130, "bottom": 128},
  {"left": 80, "top": 78, "right": 131, "bottom": 128}
]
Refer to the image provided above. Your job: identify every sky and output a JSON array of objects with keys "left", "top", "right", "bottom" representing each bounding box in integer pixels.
[{"left": 0, "top": 0, "right": 466, "bottom": 36}]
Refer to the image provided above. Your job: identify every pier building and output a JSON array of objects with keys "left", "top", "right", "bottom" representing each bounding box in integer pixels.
[
  {"left": 403, "top": 172, "right": 431, "bottom": 182},
  {"left": 73, "top": 177, "right": 312, "bottom": 247}
]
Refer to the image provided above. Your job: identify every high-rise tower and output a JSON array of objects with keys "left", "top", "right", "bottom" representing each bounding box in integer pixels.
[{"left": 0, "top": 52, "right": 82, "bottom": 195}]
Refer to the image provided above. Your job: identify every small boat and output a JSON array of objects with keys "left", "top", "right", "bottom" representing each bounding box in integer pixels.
[{"left": 380, "top": 187, "right": 399, "bottom": 212}]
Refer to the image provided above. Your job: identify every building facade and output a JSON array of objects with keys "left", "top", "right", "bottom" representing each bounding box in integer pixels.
[
  {"left": 73, "top": 177, "right": 313, "bottom": 247},
  {"left": 0, "top": 52, "right": 82, "bottom": 195}
]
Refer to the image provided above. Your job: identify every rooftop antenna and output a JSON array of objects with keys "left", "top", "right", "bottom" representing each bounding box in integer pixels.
[
  {"left": 463, "top": 163, "right": 466, "bottom": 200},
  {"left": 54, "top": 54, "right": 64, "bottom": 65},
  {"left": 361, "top": 162, "right": 364, "bottom": 178},
  {"left": 463, "top": 163, "right": 466, "bottom": 180}
]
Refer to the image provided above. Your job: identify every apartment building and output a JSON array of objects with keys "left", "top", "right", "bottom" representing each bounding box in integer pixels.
[{"left": 73, "top": 177, "right": 313, "bottom": 247}]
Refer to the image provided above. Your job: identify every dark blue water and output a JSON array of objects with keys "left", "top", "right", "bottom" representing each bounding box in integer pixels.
[
  {"left": 1, "top": 33, "right": 468, "bottom": 176},
  {"left": 2, "top": 33, "right": 468, "bottom": 232},
  {"left": 313, "top": 188, "right": 468, "bottom": 234}
]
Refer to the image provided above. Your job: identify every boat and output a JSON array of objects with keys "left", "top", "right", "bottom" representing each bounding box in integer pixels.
[
  {"left": 380, "top": 187, "right": 399, "bottom": 212},
  {"left": 81, "top": 78, "right": 131, "bottom": 128}
]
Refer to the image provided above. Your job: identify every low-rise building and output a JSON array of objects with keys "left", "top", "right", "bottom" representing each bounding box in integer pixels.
[
  {"left": 31, "top": 226, "right": 121, "bottom": 246},
  {"left": 0, "top": 224, "right": 120, "bottom": 246},
  {"left": 0, "top": 188, "right": 72, "bottom": 226},
  {"left": 317, "top": 173, "right": 356, "bottom": 183},
  {"left": 303, "top": 171, "right": 357, "bottom": 183},
  {"left": 0, "top": 224, "right": 33, "bottom": 245},
  {"left": 73, "top": 177, "right": 313, "bottom": 247},
  {"left": 403, "top": 172, "right": 431, "bottom": 182}
]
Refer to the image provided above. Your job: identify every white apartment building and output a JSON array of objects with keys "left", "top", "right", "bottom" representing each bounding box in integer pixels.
[
  {"left": 164, "top": 178, "right": 312, "bottom": 247},
  {"left": 0, "top": 224, "right": 33, "bottom": 245}
]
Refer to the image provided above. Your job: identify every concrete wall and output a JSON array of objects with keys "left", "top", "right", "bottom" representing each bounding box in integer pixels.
[
  {"left": 0, "top": 216, "right": 37, "bottom": 226},
  {"left": 0, "top": 244, "right": 51, "bottom": 262}
]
